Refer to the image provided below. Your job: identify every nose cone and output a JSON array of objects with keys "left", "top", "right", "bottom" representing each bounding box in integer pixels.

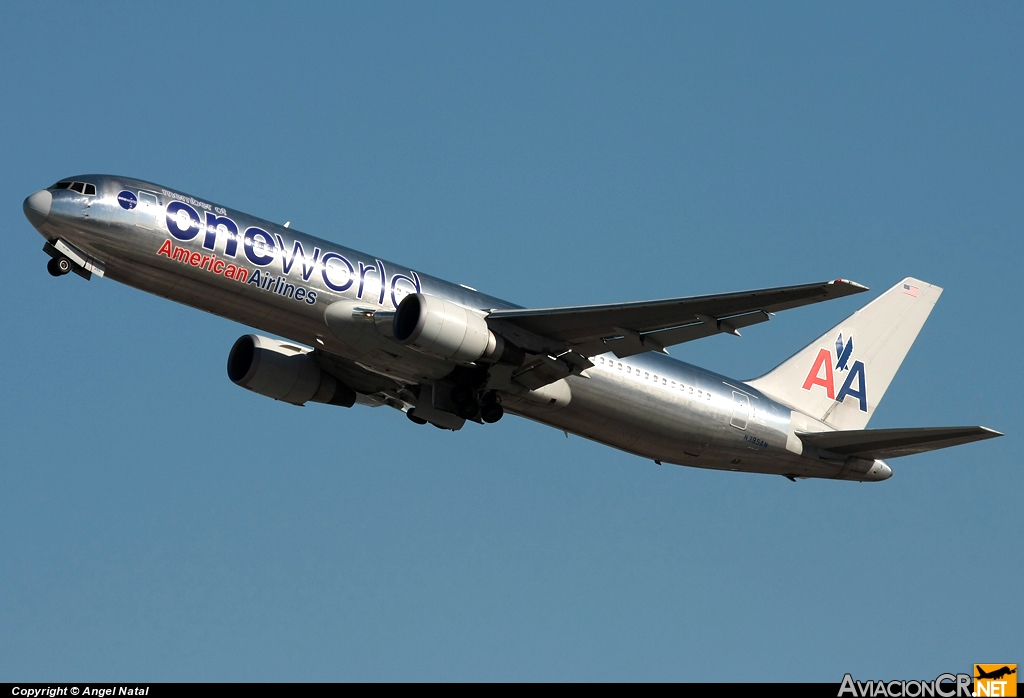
[{"left": 24, "top": 189, "right": 52, "bottom": 228}]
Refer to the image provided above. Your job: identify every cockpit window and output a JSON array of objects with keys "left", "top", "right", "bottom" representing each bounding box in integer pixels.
[{"left": 51, "top": 181, "right": 97, "bottom": 195}]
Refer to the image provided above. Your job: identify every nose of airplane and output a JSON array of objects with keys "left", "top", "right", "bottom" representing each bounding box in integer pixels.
[{"left": 24, "top": 189, "right": 52, "bottom": 228}]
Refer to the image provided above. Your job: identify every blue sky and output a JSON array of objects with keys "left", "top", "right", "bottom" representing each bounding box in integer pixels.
[{"left": 0, "top": 2, "right": 1019, "bottom": 681}]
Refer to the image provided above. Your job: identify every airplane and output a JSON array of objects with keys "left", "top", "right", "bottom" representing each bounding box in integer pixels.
[
  {"left": 976, "top": 667, "right": 1017, "bottom": 681},
  {"left": 23, "top": 175, "right": 1002, "bottom": 482}
]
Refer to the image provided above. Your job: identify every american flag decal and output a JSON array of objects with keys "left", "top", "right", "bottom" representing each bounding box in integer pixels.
[{"left": 903, "top": 283, "right": 919, "bottom": 297}]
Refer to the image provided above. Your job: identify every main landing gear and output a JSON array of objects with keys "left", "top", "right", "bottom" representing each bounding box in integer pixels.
[
  {"left": 449, "top": 384, "right": 504, "bottom": 423},
  {"left": 450, "top": 384, "right": 478, "bottom": 419},
  {"left": 479, "top": 392, "right": 504, "bottom": 424},
  {"left": 47, "top": 256, "right": 73, "bottom": 277}
]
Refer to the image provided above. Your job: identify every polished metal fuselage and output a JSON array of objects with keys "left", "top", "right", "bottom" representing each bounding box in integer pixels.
[{"left": 28, "top": 175, "right": 889, "bottom": 482}]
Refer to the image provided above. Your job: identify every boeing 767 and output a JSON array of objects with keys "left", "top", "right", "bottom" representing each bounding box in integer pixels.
[{"left": 23, "top": 176, "right": 1001, "bottom": 482}]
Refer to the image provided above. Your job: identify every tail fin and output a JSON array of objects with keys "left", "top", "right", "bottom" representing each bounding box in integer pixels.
[{"left": 746, "top": 278, "right": 942, "bottom": 430}]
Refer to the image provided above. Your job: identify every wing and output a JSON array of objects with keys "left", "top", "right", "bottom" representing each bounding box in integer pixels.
[
  {"left": 488, "top": 278, "right": 867, "bottom": 358},
  {"left": 486, "top": 279, "right": 868, "bottom": 389},
  {"left": 798, "top": 426, "right": 1003, "bottom": 460}
]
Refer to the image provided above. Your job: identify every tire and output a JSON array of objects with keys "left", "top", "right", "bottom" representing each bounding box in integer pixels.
[
  {"left": 455, "top": 401, "right": 478, "bottom": 419},
  {"left": 450, "top": 384, "right": 475, "bottom": 407},
  {"left": 480, "top": 402, "right": 504, "bottom": 424}
]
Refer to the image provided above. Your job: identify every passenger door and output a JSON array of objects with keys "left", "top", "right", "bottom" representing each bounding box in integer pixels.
[
  {"left": 137, "top": 191, "right": 161, "bottom": 229},
  {"left": 730, "top": 391, "right": 750, "bottom": 430}
]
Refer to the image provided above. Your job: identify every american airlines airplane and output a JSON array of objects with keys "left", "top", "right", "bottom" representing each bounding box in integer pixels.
[{"left": 23, "top": 176, "right": 1001, "bottom": 482}]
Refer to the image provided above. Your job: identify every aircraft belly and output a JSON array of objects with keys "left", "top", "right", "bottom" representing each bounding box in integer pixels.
[
  {"left": 506, "top": 362, "right": 847, "bottom": 478},
  {"left": 103, "top": 257, "right": 322, "bottom": 345},
  {"left": 509, "top": 369, "right": 715, "bottom": 465},
  {"left": 61, "top": 228, "right": 857, "bottom": 480},
  {"left": 51, "top": 214, "right": 453, "bottom": 386}
]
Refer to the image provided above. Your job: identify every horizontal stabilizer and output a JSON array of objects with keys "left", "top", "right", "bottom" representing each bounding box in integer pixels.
[{"left": 798, "top": 426, "right": 1002, "bottom": 460}]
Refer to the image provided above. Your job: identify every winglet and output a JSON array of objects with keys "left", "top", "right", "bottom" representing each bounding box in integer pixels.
[{"left": 832, "top": 278, "right": 870, "bottom": 292}]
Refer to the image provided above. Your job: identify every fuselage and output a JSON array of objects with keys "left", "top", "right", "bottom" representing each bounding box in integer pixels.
[{"left": 24, "top": 174, "right": 892, "bottom": 482}]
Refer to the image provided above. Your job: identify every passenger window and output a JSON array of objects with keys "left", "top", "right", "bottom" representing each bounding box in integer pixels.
[
  {"left": 644, "top": 372, "right": 649, "bottom": 379},
  {"left": 697, "top": 390, "right": 702, "bottom": 397},
  {"left": 662, "top": 378, "right": 667, "bottom": 385},
  {"left": 653, "top": 375, "right": 658, "bottom": 382},
  {"left": 617, "top": 362, "right": 622, "bottom": 370}
]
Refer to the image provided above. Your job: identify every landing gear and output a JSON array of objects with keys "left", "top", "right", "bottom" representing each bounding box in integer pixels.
[
  {"left": 47, "top": 256, "right": 72, "bottom": 277},
  {"left": 450, "top": 384, "right": 479, "bottom": 419},
  {"left": 480, "top": 391, "right": 503, "bottom": 424},
  {"left": 480, "top": 402, "right": 503, "bottom": 424},
  {"left": 447, "top": 384, "right": 504, "bottom": 422}
]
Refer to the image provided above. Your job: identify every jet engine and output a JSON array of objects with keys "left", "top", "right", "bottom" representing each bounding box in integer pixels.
[
  {"left": 392, "top": 293, "right": 522, "bottom": 365},
  {"left": 227, "top": 334, "right": 356, "bottom": 407}
]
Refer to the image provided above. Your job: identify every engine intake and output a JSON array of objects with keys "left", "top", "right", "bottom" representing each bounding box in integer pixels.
[
  {"left": 393, "top": 293, "right": 521, "bottom": 365},
  {"left": 227, "top": 334, "right": 356, "bottom": 407}
]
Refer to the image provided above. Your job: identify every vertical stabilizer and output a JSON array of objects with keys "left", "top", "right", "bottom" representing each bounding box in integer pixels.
[{"left": 746, "top": 278, "right": 942, "bottom": 430}]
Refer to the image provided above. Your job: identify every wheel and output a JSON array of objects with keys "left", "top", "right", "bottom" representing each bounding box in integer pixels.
[
  {"left": 47, "top": 257, "right": 72, "bottom": 276},
  {"left": 455, "top": 400, "right": 478, "bottom": 419},
  {"left": 450, "top": 384, "right": 478, "bottom": 417},
  {"left": 480, "top": 402, "right": 504, "bottom": 424},
  {"left": 450, "top": 384, "right": 475, "bottom": 407}
]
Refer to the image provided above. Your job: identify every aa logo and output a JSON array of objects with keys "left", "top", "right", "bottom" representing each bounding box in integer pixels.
[
  {"left": 801, "top": 332, "right": 868, "bottom": 412},
  {"left": 975, "top": 665, "right": 1017, "bottom": 697}
]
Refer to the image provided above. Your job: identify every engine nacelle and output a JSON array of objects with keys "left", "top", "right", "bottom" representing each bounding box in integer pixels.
[
  {"left": 227, "top": 334, "right": 356, "bottom": 407},
  {"left": 393, "top": 293, "right": 512, "bottom": 365}
]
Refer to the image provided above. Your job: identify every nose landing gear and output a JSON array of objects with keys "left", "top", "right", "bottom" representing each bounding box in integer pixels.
[{"left": 46, "top": 256, "right": 73, "bottom": 277}]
